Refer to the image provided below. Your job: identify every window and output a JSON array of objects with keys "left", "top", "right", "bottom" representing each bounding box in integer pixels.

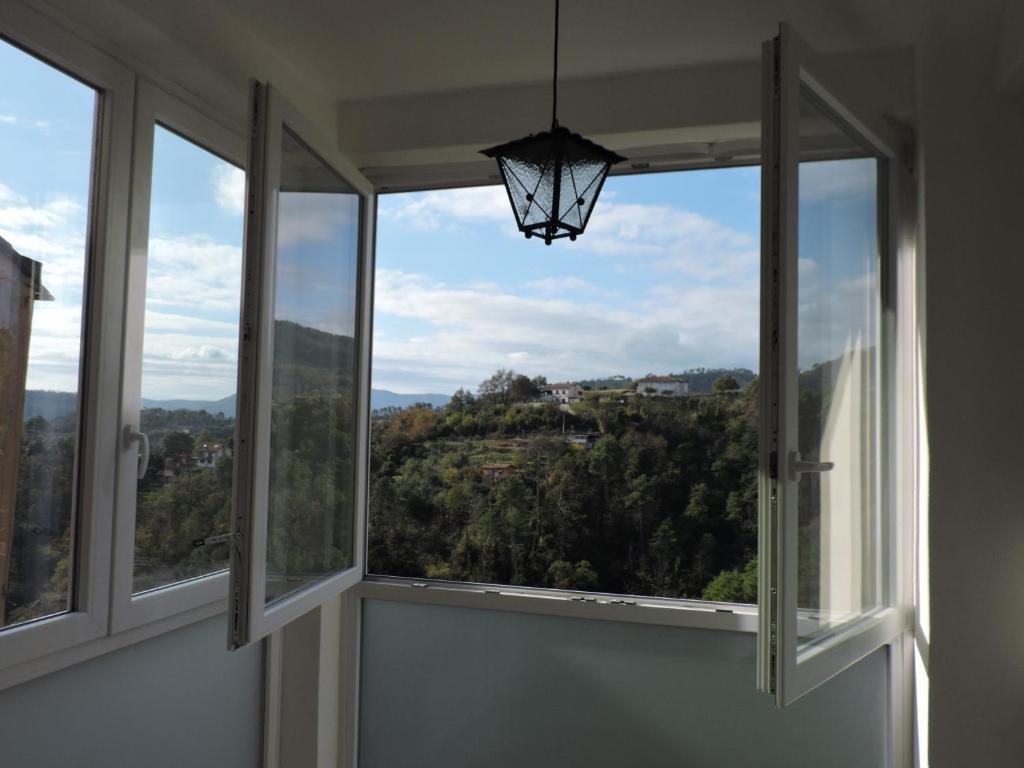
[
  {"left": 112, "top": 81, "right": 246, "bottom": 632},
  {"left": 229, "top": 82, "right": 372, "bottom": 648},
  {"left": 131, "top": 124, "right": 244, "bottom": 593},
  {"left": 0, "top": 36, "right": 98, "bottom": 629},
  {"left": 368, "top": 168, "right": 762, "bottom": 602},
  {"left": 757, "top": 24, "right": 906, "bottom": 707},
  {"left": 0, "top": 12, "right": 133, "bottom": 679}
]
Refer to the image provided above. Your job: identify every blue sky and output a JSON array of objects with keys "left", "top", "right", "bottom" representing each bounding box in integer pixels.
[
  {"left": 373, "top": 168, "right": 764, "bottom": 395},
  {"left": 138, "top": 126, "right": 244, "bottom": 400},
  {"left": 2, "top": 36, "right": 879, "bottom": 404},
  {"left": 1, "top": 38, "right": 94, "bottom": 394},
  {"left": 373, "top": 158, "right": 879, "bottom": 396}
]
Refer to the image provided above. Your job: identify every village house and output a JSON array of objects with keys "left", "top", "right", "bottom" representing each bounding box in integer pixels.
[
  {"left": 480, "top": 463, "right": 516, "bottom": 483},
  {"left": 194, "top": 442, "right": 228, "bottom": 470},
  {"left": 540, "top": 382, "right": 584, "bottom": 403},
  {"left": 161, "top": 454, "right": 192, "bottom": 478},
  {"left": 635, "top": 375, "right": 689, "bottom": 397},
  {"left": 566, "top": 433, "right": 598, "bottom": 449}
]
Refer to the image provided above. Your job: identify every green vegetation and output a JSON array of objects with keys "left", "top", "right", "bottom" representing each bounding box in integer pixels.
[
  {"left": 368, "top": 369, "right": 760, "bottom": 600},
  {"left": 4, "top": 320, "right": 773, "bottom": 625}
]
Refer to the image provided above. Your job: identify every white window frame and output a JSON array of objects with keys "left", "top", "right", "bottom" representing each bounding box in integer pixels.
[
  {"left": 111, "top": 79, "right": 246, "bottom": 633},
  {"left": 756, "top": 23, "right": 913, "bottom": 707},
  {"left": 229, "top": 81, "right": 375, "bottom": 649},
  {"left": 0, "top": 1, "right": 133, "bottom": 676},
  {"left": 361, "top": 168, "right": 769, "bottom": 636}
]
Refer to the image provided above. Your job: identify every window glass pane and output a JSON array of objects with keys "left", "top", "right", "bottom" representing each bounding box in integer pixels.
[
  {"left": 132, "top": 126, "right": 244, "bottom": 593},
  {"left": 795, "top": 89, "right": 882, "bottom": 642},
  {"left": 369, "top": 169, "right": 761, "bottom": 601},
  {"left": 0, "top": 40, "right": 96, "bottom": 627},
  {"left": 265, "top": 127, "right": 360, "bottom": 605}
]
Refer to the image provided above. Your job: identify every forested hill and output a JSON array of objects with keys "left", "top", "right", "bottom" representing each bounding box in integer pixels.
[
  {"left": 24, "top": 320, "right": 435, "bottom": 419},
  {"left": 23, "top": 390, "right": 76, "bottom": 420},
  {"left": 271, "top": 319, "right": 355, "bottom": 398}
]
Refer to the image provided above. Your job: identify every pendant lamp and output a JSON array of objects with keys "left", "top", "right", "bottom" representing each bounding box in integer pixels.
[{"left": 481, "top": 0, "right": 625, "bottom": 245}]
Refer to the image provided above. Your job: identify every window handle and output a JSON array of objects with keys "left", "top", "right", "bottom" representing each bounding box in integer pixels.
[
  {"left": 126, "top": 425, "right": 150, "bottom": 480},
  {"left": 791, "top": 451, "right": 834, "bottom": 478}
]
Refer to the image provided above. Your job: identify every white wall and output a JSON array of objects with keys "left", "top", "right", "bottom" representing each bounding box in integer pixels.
[
  {"left": 918, "top": 2, "right": 1024, "bottom": 765},
  {"left": 0, "top": 616, "right": 264, "bottom": 767},
  {"left": 359, "top": 599, "right": 890, "bottom": 768}
]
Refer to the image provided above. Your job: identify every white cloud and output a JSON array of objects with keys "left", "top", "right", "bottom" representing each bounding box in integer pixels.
[
  {"left": 382, "top": 185, "right": 510, "bottom": 230},
  {"left": 0, "top": 182, "right": 20, "bottom": 204},
  {"left": 276, "top": 191, "right": 359, "bottom": 249},
  {"left": 797, "top": 267, "right": 878, "bottom": 370},
  {"left": 581, "top": 202, "right": 758, "bottom": 282},
  {"left": 526, "top": 275, "right": 618, "bottom": 299},
  {"left": 383, "top": 186, "right": 757, "bottom": 282},
  {"left": 146, "top": 235, "right": 243, "bottom": 314},
  {"left": 800, "top": 158, "right": 876, "bottom": 203},
  {"left": 212, "top": 164, "right": 245, "bottom": 216},
  {"left": 0, "top": 113, "right": 55, "bottom": 134},
  {"left": 0, "top": 191, "right": 90, "bottom": 391},
  {"left": 372, "top": 268, "right": 758, "bottom": 394},
  {"left": 0, "top": 182, "right": 245, "bottom": 396}
]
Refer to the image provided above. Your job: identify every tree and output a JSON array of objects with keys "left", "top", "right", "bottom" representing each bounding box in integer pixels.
[
  {"left": 702, "top": 557, "right": 757, "bottom": 603},
  {"left": 449, "top": 388, "right": 475, "bottom": 410},
  {"left": 508, "top": 374, "right": 539, "bottom": 403},
  {"left": 162, "top": 431, "right": 195, "bottom": 456},
  {"left": 713, "top": 374, "right": 740, "bottom": 393},
  {"left": 477, "top": 369, "right": 516, "bottom": 403}
]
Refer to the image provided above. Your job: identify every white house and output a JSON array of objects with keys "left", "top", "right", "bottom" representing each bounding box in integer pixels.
[
  {"left": 541, "top": 382, "right": 584, "bottom": 403},
  {"left": 635, "top": 375, "right": 689, "bottom": 397},
  {"left": 194, "top": 442, "right": 227, "bottom": 470}
]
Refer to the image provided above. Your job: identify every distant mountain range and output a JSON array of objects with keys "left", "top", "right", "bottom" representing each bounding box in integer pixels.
[
  {"left": 25, "top": 388, "right": 451, "bottom": 420},
  {"left": 24, "top": 320, "right": 451, "bottom": 420},
  {"left": 23, "top": 322, "right": 755, "bottom": 421}
]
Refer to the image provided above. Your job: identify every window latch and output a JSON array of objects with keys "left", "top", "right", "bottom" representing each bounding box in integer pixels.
[
  {"left": 193, "top": 533, "right": 233, "bottom": 549},
  {"left": 791, "top": 451, "right": 834, "bottom": 479}
]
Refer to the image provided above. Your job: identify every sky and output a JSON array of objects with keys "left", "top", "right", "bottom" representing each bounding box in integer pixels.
[
  {"left": 2, "top": 37, "right": 879, "bottom": 404},
  {"left": 373, "top": 170, "right": 763, "bottom": 395}
]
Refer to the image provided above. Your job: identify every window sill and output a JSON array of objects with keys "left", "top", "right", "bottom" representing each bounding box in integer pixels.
[{"left": 358, "top": 576, "right": 759, "bottom": 633}]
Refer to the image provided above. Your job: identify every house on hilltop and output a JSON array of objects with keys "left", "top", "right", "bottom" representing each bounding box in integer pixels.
[
  {"left": 540, "top": 382, "right": 584, "bottom": 403},
  {"left": 636, "top": 375, "right": 689, "bottom": 397}
]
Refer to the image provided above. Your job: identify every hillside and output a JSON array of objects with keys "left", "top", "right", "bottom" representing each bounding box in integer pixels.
[
  {"left": 25, "top": 321, "right": 444, "bottom": 419},
  {"left": 579, "top": 367, "right": 756, "bottom": 394}
]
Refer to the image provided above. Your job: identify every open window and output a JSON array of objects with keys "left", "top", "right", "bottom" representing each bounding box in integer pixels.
[
  {"left": 757, "top": 24, "right": 907, "bottom": 706},
  {"left": 229, "top": 82, "right": 374, "bottom": 649}
]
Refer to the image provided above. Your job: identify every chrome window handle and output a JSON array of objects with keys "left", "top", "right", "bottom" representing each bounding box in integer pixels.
[
  {"left": 125, "top": 425, "right": 150, "bottom": 480},
  {"left": 791, "top": 451, "right": 834, "bottom": 478}
]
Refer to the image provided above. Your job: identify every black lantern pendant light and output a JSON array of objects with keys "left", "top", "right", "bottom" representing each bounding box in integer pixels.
[{"left": 481, "top": 0, "right": 625, "bottom": 245}]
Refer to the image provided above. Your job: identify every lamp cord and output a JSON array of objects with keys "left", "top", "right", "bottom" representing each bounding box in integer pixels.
[{"left": 552, "top": 0, "right": 559, "bottom": 128}]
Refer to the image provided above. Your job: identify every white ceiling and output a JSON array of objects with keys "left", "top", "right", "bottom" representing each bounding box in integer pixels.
[
  {"left": 35, "top": 0, "right": 926, "bottom": 179},
  {"left": 212, "top": 0, "right": 923, "bottom": 102}
]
